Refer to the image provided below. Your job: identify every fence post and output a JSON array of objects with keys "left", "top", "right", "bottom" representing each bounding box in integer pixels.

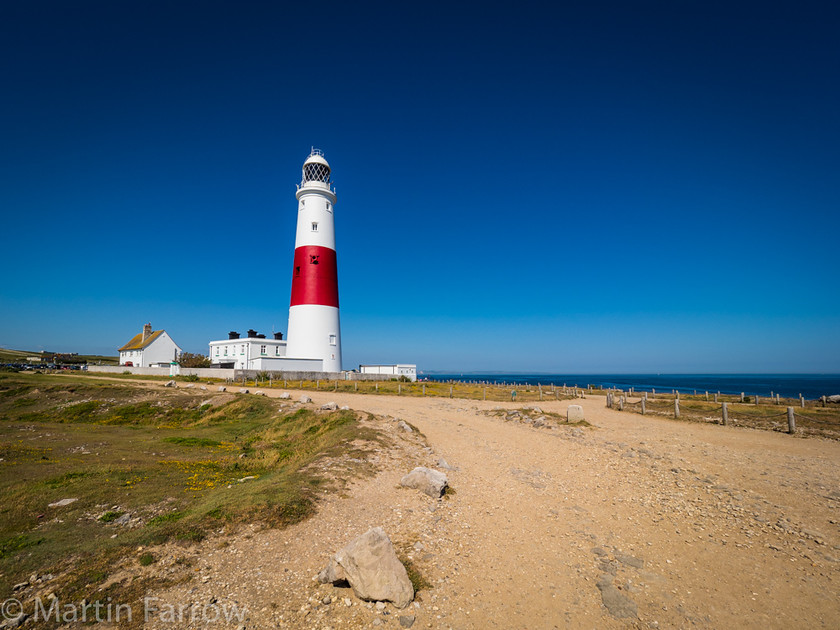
[
  {"left": 376, "top": 383, "right": 379, "bottom": 392},
  {"left": 450, "top": 384, "right": 453, "bottom": 398},
  {"left": 652, "top": 388, "right": 656, "bottom": 399},
  {"left": 538, "top": 383, "right": 543, "bottom": 400},
  {"left": 740, "top": 392, "right": 744, "bottom": 402},
  {"left": 755, "top": 395, "right": 759, "bottom": 406},
  {"left": 787, "top": 407, "right": 796, "bottom": 434},
  {"left": 674, "top": 398, "right": 680, "bottom": 419},
  {"left": 422, "top": 383, "right": 425, "bottom": 396},
  {"left": 335, "top": 380, "right": 338, "bottom": 391},
  {"left": 641, "top": 398, "right": 646, "bottom": 415},
  {"left": 269, "top": 376, "right": 272, "bottom": 387},
  {"left": 705, "top": 390, "right": 709, "bottom": 401},
  {"left": 714, "top": 393, "right": 718, "bottom": 403},
  {"left": 355, "top": 381, "right": 358, "bottom": 391},
  {"left": 822, "top": 396, "right": 827, "bottom": 407},
  {"left": 800, "top": 395, "right": 804, "bottom": 408},
  {"left": 606, "top": 392, "right": 611, "bottom": 408},
  {"left": 776, "top": 394, "right": 780, "bottom": 404},
  {"left": 398, "top": 383, "right": 401, "bottom": 395},
  {"left": 722, "top": 402, "right": 728, "bottom": 426},
  {"left": 618, "top": 396, "right": 624, "bottom": 411},
  {"left": 284, "top": 379, "right": 287, "bottom": 388},
  {"left": 483, "top": 387, "right": 486, "bottom": 401}
]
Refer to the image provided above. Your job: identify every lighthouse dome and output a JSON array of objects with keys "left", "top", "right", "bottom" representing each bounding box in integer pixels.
[{"left": 302, "top": 149, "right": 331, "bottom": 184}]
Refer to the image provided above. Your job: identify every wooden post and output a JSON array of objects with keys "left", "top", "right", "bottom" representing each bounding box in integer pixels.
[
  {"left": 705, "top": 391, "right": 709, "bottom": 401},
  {"left": 674, "top": 398, "right": 680, "bottom": 419},
  {"left": 355, "top": 381, "right": 358, "bottom": 391},
  {"left": 652, "top": 388, "right": 656, "bottom": 399},
  {"left": 422, "top": 383, "right": 426, "bottom": 396},
  {"left": 821, "top": 395, "right": 826, "bottom": 407},
  {"left": 641, "top": 398, "right": 646, "bottom": 415},
  {"left": 776, "top": 394, "right": 780, "bottom": 404},
  {"left": 643, "top": 391, "right": 648, "bottom": 401},
  {"left": 618, "top": 396, "right": 624, "bottom": 411},
  {"left": 714, "top": 393, "right": 718, "bottom": 403},
  {"left": 787, "top": 407, "right": 796, "bottom": 434},
  {"left": 740, "top": 392, "right": 744, "bottom": 403},
  {"left": 449, "top": 384, "right": 453, "bottom": 398},
  {"left": 300, "top": 380, "right": 303, "bottom": 389},
  {"left": 800, "top": 395, "right": 804, "bottom": 408},
  {"left": 755, "top": 395, "right": 759, "bottom": 406},
  {"left": 722, "top": 402, "right": 728, "bottom": 426},
  {"left": 483, "top": 387, "right": 486, "bottom": 401},
  {"left": 334, "top": 380, "right": 338, "bottom": 391},
  {"left": 538, "top": 383, "right": 543, "bottom": 401},
  {"left": 375, "top": 383, "right": 379, "bottom": 392},
  {"left": 398, "top": 383, "right": 401, "bottom": 395},
  {"left": 676, "top": 390, "right": 680, "bottom": 400}
]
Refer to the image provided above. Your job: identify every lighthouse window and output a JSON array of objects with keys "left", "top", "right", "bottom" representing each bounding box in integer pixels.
[
  {"left": 326, "top": 202, "right": 331, "bottom": 211},
  {"left": 275, "top": 346, "right": 281, "bottom": 355},
  {"left": 329, "top": 334, "right": 337, "bottom": 346},
  {"left": 311, "top": 222, "right": 318, "bottom": 232},
  {"left": 295, "top": 266, "right": 300, "bottom": 277},
  {"left": 260, "top": 345, "right": 266, "bottom": 355}
]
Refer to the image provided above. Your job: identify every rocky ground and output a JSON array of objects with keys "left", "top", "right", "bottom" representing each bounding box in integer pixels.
[{"left": 52, "top": 384, "right": 840, "bottom": 629}]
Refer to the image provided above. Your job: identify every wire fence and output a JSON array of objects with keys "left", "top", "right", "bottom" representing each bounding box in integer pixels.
[{"left": 605, "top": 390, "right": 840, "bottom": 439}]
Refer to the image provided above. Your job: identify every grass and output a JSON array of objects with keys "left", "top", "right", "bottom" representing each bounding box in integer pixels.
[{"left": 0, "top": 371, "right": 385, "bottom": 625}]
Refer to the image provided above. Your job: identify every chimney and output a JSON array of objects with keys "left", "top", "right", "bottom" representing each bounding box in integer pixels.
[
  {"left": 247, "top": 329, "right": 258, "bottom": 338},
  {"left": 142, "top": 323, "right": 152, "bottom": 342},
  {"left": 228, "top": 331, "right": 240, "bottom": 340},
  {"left": 273, "top": 332, "right": 284, "bottom": 340}
]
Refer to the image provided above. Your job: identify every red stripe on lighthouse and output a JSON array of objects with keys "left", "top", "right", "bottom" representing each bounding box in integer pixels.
[{"left": 290, "top": 245, "right": 339, "bottom": 307}]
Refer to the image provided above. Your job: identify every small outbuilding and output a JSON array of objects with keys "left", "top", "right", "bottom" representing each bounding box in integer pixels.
[{"left": 119, "top": 323, "right": 181, "bottom": 367}]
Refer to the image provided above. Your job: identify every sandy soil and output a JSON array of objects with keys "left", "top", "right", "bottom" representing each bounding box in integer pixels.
[{"left": 131, "top": 386, "right": 840, "bottom": 629}]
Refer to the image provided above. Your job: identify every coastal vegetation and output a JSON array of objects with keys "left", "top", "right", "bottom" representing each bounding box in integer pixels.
[{"left": 0, "top": 372, "right": 385, "bottom": 625}]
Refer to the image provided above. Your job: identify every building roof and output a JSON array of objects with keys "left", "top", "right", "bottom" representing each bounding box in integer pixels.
[{"left": 119, "top": 330, "right": 164, "bottom": 351}]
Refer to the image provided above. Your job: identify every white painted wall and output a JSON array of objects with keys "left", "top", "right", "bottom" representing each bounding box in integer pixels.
[
  {"left": 120, "top": 332, "right": 181, "bottom": 367},
  {"left": 286, "top": 304, "right": 341, "bottom": 372},
  {"left": 209, "top": 338, "right": 288, "bottom": 370},
  {"left": 359, "top": 364, "right": 418, "bottom": 381}
]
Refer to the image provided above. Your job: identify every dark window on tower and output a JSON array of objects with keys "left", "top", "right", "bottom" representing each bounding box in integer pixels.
[
  {"left": 310, "top": 255, "right": 319, "bottom": 265},
  {"left": 295, "top": 266, "right": 300, "bottom": 276}
]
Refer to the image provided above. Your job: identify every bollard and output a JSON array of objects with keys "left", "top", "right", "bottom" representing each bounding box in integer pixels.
[
  {"left": 787, "top": 407, "right": 796, "bottom": 434},
  {"left": 722, "top": 402, "right": 728, "bottom": 426},
  {"left": 674, "top": 398, "right": 680, "bottom": 419},
  {"left": 641, "top": 398, "right": 646, "bottom": 415}
]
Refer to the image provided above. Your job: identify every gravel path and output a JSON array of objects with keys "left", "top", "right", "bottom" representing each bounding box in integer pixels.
[{"left": 140, "top": 388, "right": 839, "bottom": 629}]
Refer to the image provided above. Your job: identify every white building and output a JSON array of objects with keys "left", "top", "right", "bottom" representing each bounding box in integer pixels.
[
  {"left": 119, "top": 323, "right": 181, "bottom": 367},
  {"left": 359, "top": 364, "right": 418, "bottom": 381},
  {"left": 209, "top": 329, "right": 322, "bottom": 372}
]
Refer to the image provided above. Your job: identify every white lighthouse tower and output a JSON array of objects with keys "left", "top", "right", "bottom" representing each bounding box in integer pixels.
[{"left": 285, "top": 149, "right": 342, "bottom": 372}]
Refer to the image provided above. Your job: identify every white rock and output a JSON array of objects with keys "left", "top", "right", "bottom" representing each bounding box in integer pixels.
[
  {"left": 567, "top": 405, "right": 585, "bottom": 422},
  {"left": 48, "top": 498, "right": 78, "bottom": 508},
  {"left": 320, "top": 527, "right": 414, "bottom": 608},
  {"left": 320, "top": 402, "right": 338, "bottom": 410},
  {"left": 300, "top": 395, "right": 312, "bottom": 403},
  {"left": 400, "top": 467, "right": 448, "bottom": 498}
]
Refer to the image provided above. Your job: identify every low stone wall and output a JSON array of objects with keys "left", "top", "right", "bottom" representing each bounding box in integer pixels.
[{"left": 85, "top": 366, "right": 393, "bottom": 381}]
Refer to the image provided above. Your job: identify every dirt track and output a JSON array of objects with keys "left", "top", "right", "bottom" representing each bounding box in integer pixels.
[{"left": 144, "top": 387, "right": 839, "bottom": 629}]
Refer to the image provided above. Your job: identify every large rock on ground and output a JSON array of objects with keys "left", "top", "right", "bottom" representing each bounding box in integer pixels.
[
  {"left": 567, "top": 405, "right": 585, "bottom": 422},
  {"left": 400, "top": 467, "right": 448, "bottom": 498},
  {"left": 318, "top": 527, "right": 413, "bottom": 608}
]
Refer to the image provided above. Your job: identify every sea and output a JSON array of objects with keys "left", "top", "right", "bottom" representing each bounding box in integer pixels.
[{"left": 424, "top": 374, "right": 840, "bottom": 400}]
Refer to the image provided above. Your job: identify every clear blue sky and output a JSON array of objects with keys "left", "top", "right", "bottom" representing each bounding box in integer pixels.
[{"left": 1, "top": 1, "right": 838, "bottom": 373}]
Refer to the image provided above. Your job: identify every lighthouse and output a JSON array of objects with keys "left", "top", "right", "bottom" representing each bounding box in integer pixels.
[{"left": 285, "top": 149, "right": 342, "bottom": 372}]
